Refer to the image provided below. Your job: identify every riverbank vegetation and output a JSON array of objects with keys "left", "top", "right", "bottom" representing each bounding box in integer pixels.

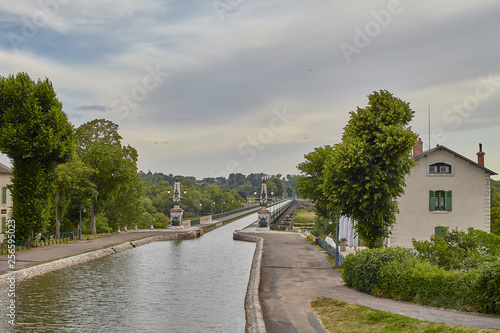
[
  {"left": 311, "top": 297, "right": 498, "bottom": 333},
  {"left": 342, "top": 227, "right": 500, "bottom": 315}
]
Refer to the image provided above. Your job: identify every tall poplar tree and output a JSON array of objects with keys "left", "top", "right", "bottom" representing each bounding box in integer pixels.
[
  {"left": 322, "top": 90, "right": 417, "bottom": 248},
  {"left": 0, "top": 73, "right": 73, "bottom": 239}
]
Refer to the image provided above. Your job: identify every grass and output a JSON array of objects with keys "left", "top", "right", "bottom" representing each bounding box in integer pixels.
[
  {"left": 294, "top": 208, "right": 316, "bottom": 228},
  {"left": 311, "top": 297, "right": 498, "bottom": 333}
]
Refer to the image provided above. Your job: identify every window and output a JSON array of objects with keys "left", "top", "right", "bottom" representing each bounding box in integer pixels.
[
  {"left": 428, "top": 162, "right": 452, "bottom": 175},
  {"left": 429, "top": 190, "right": 452, "bottom": 211},
  {"left": 1, "top": 186, "right": 6, "bottom": 205}
]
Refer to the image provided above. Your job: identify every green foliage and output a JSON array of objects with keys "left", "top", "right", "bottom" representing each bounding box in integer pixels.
[
  {"left": 297, "top": 145, "right": 334, "bottom": 219},
  {"left": 343, "top": 228, "right": 500, "bottom": 315},
  {"left": 476, "top": 259, "right": 500, "bottom": 314},
  {"left": 75, "top": 119, "right": 139, "bottom": 234},
  {"left": 379, "top": 257, "right": 479, "bottom": 309},
  {"left": 341, "top": 247, "right": 414, "bottom": 294},
  {"left": 0, "top": 73, "right": 73, "bottom": 238},
  {"left": 412, "top": 227, "right": 500, "bottom": 270},
  {"left": 491, "top": 200, "right": 500, "bottom": 235},
  {"left": 323, "top": 90, "right": 417, "bottom": 248}
]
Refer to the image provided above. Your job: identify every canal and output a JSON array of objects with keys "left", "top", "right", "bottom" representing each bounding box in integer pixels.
[{"left": 0, "top": 213, "right": 258, "bottom": 332}]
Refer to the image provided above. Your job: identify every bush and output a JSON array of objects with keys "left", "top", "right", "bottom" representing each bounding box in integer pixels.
[
  {"left": 342, "top": 247, "right": 414, "bottom": 294},
  {"left": 476, "top": 259, "right": 500, "bottom": 314},
  {"left": 379, "top": 257, "right": 479, "bottom": 310}
]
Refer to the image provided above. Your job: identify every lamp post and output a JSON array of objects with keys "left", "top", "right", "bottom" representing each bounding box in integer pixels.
[
  {"left": 79, "top": 205, "right": 86, "bottom": 240},
  {"left": 222, "top": 201, "right": 225, "bottom": 213},
  {"left": 198, "top": 203, "right": 202, "bottom": 218}
]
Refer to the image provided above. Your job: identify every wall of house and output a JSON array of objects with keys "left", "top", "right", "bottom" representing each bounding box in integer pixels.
[
  {"left": 390, "top": 148, "right": 491, "bottom": 248},
  {"left": 0, "top": 171, "right": 12, "bottom": 242}
]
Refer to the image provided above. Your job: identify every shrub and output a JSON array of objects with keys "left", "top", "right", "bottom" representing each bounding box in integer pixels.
[
  {"left": 342, "top": 247, "right": 414, "bottom": 294},
  {"left": 476, "top": 259, "right": 500, "bottom": 314},
  {"left": 379, "top": 257, "right": 480, "bottom": 310}
]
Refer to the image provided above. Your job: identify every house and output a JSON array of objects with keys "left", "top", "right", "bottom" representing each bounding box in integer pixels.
[
  {"left": 0, "top": 162, "right": 12, "bottom": 243},
  {"left": 389, "top": 139, "right": 497, "bottom": 248}
]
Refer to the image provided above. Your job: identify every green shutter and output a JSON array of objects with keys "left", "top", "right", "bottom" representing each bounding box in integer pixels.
[
  {"left": 1, "top": 217, "right": 5, "bottom": 234},
  {"left": 1, "top": 187, "right": 6, "bottom": 205},
  {"left": 435, "top": 225, "right": 447, "bottom": 238},
  {"left": 445, "top": 190, "right": 452, "bottom": 211},
  {"left": 429, "top": 190, "right": 435, "bottom": 211}
]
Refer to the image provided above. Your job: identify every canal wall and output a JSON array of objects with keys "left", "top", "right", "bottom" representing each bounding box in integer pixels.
[
  {"left": 0, "top": 208, "right": 260, "bottom": 288},
  {"left": 0, "top": 231, "right": 200, "bottom": 288},
  {"left": 233, "top": 231, "right": 267, "bottom": 333}
]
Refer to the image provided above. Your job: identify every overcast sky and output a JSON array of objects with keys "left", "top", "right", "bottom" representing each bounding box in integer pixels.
[{"left": 0, "top": 0, "right": 499, "bottom": 180}]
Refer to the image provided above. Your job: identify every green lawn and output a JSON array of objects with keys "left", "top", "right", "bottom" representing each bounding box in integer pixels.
[
  {"left": 294, "top": 208, "right": 316, "bottom": 228},
  {"left": 312, "top": 297, "right": 498, "bottom": 333}
]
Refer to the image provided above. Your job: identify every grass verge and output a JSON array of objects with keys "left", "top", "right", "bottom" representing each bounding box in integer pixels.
[{"left": 312, "top": 297, "right": 498, "bottom": 333}]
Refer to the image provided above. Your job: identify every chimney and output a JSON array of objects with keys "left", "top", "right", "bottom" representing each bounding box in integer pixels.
[
  {"left": 413, "top": 138, "right": 423, "bottom": 157},
  {"left": 477, "top": 143, "right": 485, "bottom": 166}
]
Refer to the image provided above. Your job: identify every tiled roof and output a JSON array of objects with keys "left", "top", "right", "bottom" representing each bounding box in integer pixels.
[{"left": 413, "top": 145, "right": 497, "bottom": 175}]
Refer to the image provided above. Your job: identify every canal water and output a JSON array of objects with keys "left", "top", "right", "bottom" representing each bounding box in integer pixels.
[{"left": 0, "top": 214, "right": 258, "bottom": 332}]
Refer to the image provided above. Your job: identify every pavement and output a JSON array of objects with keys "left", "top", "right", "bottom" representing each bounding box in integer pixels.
[
  {"left": 2, "top": 216, "right": 500, "bottom": 332},
  {"left": 240, "top": 225, "right": 500, "bottom": 332}
]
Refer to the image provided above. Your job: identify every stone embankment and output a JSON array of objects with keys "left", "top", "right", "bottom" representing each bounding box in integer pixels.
[
  {"left": 233, "top": 230, "right": 267, "bottom": 333},
  {"left": 0, "top": 231, "right": 199, "bottom": 288}
]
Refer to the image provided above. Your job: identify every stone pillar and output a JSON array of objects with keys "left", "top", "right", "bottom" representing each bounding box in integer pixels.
[{"left": 170, "top": 206, "right": 184, "bottom": 230}]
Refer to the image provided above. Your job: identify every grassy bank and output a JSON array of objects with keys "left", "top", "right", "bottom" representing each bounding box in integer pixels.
[
  {"left": 312, "top": 297, "right": 497, "bottom": 333},
  {"left": 293, "top": 208, "right": 315, "bottom": 228}
]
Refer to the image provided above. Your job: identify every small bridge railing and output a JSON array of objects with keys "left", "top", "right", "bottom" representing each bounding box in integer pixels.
[
  {"left": 318, "top": 236, "right": 345, "bottom": 266},
  {"left": 269, "top": 198, "right": 295, "bottom": 229},
  {"left": 0, "top": 231, "right": 76, "bottom": 255}
]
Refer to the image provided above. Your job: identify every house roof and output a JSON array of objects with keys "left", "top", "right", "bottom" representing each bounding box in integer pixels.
[
  {"left": 0, "top": 162, "right": 11, "bottom": 174},
  {"left": 413, "top": 145, "right": 497, "bottom": 175}
]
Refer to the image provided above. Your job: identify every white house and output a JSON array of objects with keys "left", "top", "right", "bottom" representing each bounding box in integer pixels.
[
  {"left": 389, "top": 139, "right": 497, "bottom": 248},
  {"left": 0, "top": 162, "right": 12, "bottom": 242}
]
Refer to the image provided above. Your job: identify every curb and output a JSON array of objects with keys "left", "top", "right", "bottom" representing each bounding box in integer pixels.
[
  {"left": 0, "top": 231, "right": 198, "bottom": 288},
  {"left": 234, "top": 230, "right": 267, "bottom": 333}
]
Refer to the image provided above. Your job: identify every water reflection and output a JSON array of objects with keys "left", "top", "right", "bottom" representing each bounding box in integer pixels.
[{"left": 1, "top": 214, "right": 257, "bottom": 332}]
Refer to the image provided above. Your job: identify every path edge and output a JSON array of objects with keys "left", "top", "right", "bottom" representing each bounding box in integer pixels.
[
  {"left": 0, "top": 232, "right": 197, "bottom": 288},
  {"left": 234, "top": 230, "right": 267, "bottom": 333}
]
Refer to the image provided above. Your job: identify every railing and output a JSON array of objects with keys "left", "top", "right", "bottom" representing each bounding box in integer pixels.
[
  {"left": 211, "top": 204, "right": 260, "bottom": 221},
  {"left": 269, "top": 199, "right": 296, "bottom": 229},
  {"left": 0, "top": 231, "right": 76, "bottom": 255},
  {"left": 317, "top": 236, "right": 345, "bottom": 266}
]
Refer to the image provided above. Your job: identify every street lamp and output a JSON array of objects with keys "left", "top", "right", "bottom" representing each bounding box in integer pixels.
[
  {"left": 222, "top": 201, "right": 225, "bottom": 213},
  {"left": 79, "top": 205, "right": 86, "bottom": 240},
  {"left": 198, "top": 203, "right": 202, "bottom": 218}
]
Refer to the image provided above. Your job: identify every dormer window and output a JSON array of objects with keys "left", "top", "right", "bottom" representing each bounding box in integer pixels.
[{"left": 428, "top": 162, "right": 452, "bottom": 175}]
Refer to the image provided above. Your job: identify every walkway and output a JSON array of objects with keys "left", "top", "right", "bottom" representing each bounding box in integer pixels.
[
  {"left": 0, "top": 207, "right": 260, "bottom": 275},
  {"left": 239, "top": 225, "right": 500, "bottom": 332}
]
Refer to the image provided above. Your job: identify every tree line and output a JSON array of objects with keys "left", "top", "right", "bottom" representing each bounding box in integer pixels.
[{"left": 0, "top": 73, "right": 299, "bottom": 239}]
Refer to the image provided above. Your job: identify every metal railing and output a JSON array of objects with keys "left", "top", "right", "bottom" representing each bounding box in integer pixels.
[
  {"left": 269, "top": 199, "right": 296, "bottom": 229},
  {"left": 318, "top": 236, "right": 345, "bottom": 266},
  {"left": 211, "top": 204, "right": 260, "bottom": 221},
  {"left": 0, "top": 231, "right": 76, "bottom": 255}
]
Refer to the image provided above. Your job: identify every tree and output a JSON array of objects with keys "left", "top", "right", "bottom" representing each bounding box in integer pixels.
[
  {"left": 54, "top": 158, "right": 95, "bottom": 237},
  {"left": 297, "top": 146, "right": 334, "bottom": 219},
  {"left": 322, "top": 90, "right": 417, "bottom": 248},
  {"left": 0, "top": 73, "right": 73, "bottom": 239},
  {"left": 75, "top": 119, "right": 138, "bottom": 234}
]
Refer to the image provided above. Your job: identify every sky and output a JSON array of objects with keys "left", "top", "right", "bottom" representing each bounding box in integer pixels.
[{"left": 0, "top": 0, "right": 499, "bottom": 180}]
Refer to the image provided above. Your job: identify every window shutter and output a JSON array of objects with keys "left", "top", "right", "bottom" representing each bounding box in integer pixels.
[
  {"left": 429, "top": 190, "right": 435, "bottom": 211},
  {"left": 445, "top": 190, "right": 452, "bottom": 211},
  {"left": 1, "top": 187, "right": 5, "bottom": 205},
  {"left": 1, "top": 217, "right": 5, "bottom": 233}
]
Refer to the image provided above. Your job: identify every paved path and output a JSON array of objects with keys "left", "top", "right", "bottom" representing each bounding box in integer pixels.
[
  {"left": 240, "top": 227, "right": 500, "bottom": 332},
  {"left": 0, "top": 229, "right": 180, "bottom": 274}
]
